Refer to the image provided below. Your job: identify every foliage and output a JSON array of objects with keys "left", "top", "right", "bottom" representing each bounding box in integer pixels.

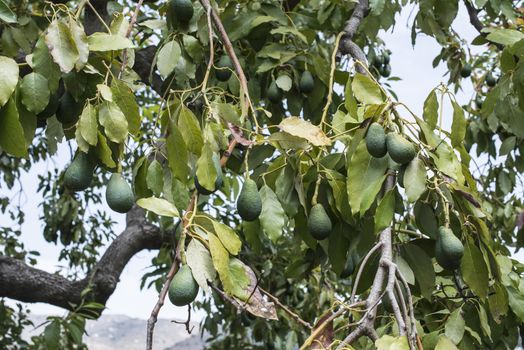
[{"left": 0, "top": 0, "right": 523, "bottom": 349}]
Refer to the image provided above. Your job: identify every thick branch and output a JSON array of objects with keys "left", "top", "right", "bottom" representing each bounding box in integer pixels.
[
  {"left": 0, "top": 207, "right": 163, "bottom": 311},
  {"left": 339, "top": 0, "right": 369, "bottom": 73},
  {"left": 463, "top": 0, "right": 504, "bottom": 49}
]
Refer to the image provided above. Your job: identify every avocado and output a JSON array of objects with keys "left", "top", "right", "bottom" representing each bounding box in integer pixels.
[
  {"left": 386, "top": 133, "right": 416, "bottom": 164},
  {"left": 168, "top": 265, "right": 199, "bottom": 306},
  {"left": 237, "top": 178, "right": 262, "bottom": 221},
  {"left": 307, "top": 204, "right": 332, "bottom": 240},
  {"left": 485, "top": 73, "right": 497, "bottom": 87},
  {"left": 215, "top": 55, "right": 233, "bottom": 82},
  {"left": 372, "top": 55, "right": 383, "bottom": 68},
  {"left": 56, "top": 92, "right": 83, "bottom": 125},
  {"left": 340, "top": 250, "right": 359, "bottom": 278},
  {"left": 169, "top": 0, "right": 194, "bottom": 24},
  {"left": 299, "top": 71, "right": 314, "bottom": 94},
  {"left": 106, "top": 173, "right": 134, "bottom": 213},
  {"left": 380, "top": 64, "right": 391, "bottom": 78},
  {"left": 195, "top": 153, "right": 223, "bottom": 195},
  {"left": 63, "top": 152, "right": 95, "bottom": 191},
  {"left": 460, "top": 63, "right": 472, "bottom": 78},
  {"left": 365, "top": 122, "right": 387, "bottom": 158},
  {"left": 382, "top": 51, "right": 390, "bottom": 64},
  {"left": 475, "top": 96, "right": 483, "bottom": 109},
  {"left": 435, "top": 226, "right": 464, "bottom": 270},
  {"left": 267, "top": 81, "right": 282, "bottom": 103}
]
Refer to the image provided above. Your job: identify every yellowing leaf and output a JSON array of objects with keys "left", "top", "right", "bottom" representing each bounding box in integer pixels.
[
  {"left": 87, "top": 33, "right": 135, "bottom": 51},
  {"left": 212, "top": 221, "right": 241, "bottom": 255},
  {"left": 136, "top": 197, "right": 179, "bottom": 217},
  {"left": 186, "top": 239, "right": 216, "bottom": 293},
  {"left": 45, "top": 20, "right": 79, "bottom": 73},
  {"left": 78, "top": 104, "right": 98, "bottom": 146},
  {"left": 435, "top": 336, "right": 459, "bottom": 350},
  {"left": 98, "top": 101, "right": 128, "bottom": 143},
  {"left": 278, "top": 116, "right": 331, "bottom": 146}
]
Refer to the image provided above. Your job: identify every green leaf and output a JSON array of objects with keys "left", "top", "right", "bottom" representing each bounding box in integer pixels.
[
  {"left": 435, "top": 336, "right": 458, "bottom": 350},
  {"left": 445, "top": 308, "right": 465, "bottom": 344},
  {"left": 486, "top": 28, "right": 524, "bottom": 46},
  {"left": 488, "top": 282, "right": 508, "bottom": 322},
  {"left": 259, "top": 185, "right": 286, "bottom": 242},
  {"left": 375, "top": 189, "right": 395, "bottom": 233},
  {"left": 178, "top": 106, "right": 203, "bottom": 155},
  {"left": 213, "top": 102, "right": 240, "bottom": 124},
  {"left": 0, "top": 98, "right": 27, "bottom": 157},
  {"left": 347, "top": 141, "right": 388, "bottom": 215},
  {"left": 375, "top": 335, "right": 409, "bottom": 350},
  {"left": 157, "top": 40, "right": 181, "bottom": 78},
  {"left": 402, "top": 243, "right": 435, "bottom": 300},
  {"left": 423, "top": 90, "right": 438, "bottom": 129},
  {"left": 404, "top": 157, "right": 427, "bottom": 202},
  {"left": 0, "top": 0, "right": 17, "bottom": 24},
  {"left": 278, "top": 117, "right": 331, "bottom": 146},
  {"left": 146, "top": 160, "right": 163, "bottom": 196},
  {"left": 45, "top": 116, "right": 64, "bottom": 155},
  {"left": 227, "top": 258, "right": 251, "bottom": 300},
  {"left": 208, "top": 233, "right": 245, "bottom": 298},
  {"left": 136, "top": 197, "right": 179, "bottom": 217},
  {"left": 32, "top": 36, "right": 61, "bottom": 92},
  {"left": 45, "top": 20, "right": 79, "bottom": 73},
  {"left": 68, "top": 18, "right": 89, "bottom": 70},
  {"left": 166, "top": 125, "right": 189, "bottom": 181},
  {"left": 44, "top": 321, "right": 60, "bottom": 350},
  {"left": 186, "top": 239, "right": 216, "bottom": 293},
  {"left": 98, "top": 101, "right": 128, "bottom": 143},
  {"left": 506, "top": 286, "right": 524, "bottom": 323},
  {"left": 19, "top": 73, "right": 50, "bottom": 114},
  {"left": 87, "top": 33, "right": 135, "bottom": 51},
  {"left": 352, "top": 73, "right": 383, "bottom": 104},
  {"left": 211, "top": 220, "right": 242, "bottom": 255},
  {"left": 78, "top": 104, "right": 98, "bottom": 146},
  {"left": 111, "top": 80, "right": 141, "bottom": 134},
  {"left": 450, "top": 100, "right": 466, "bottom": 148},
  {"left": 16, "top": 98, "right": 36, "bottom": 146},
  {"left": 461, "top": 238, "right": 489, "bottom": 298},
  {"left": 95, "top": 132, "right": 116, "bottom": 168},
  {"left": 477, "top": 304, "right": 491, "bottom": 340},
  {"left": 0, "top": 56, "right": 19, "bottom": 107},
  {"left": 276, "top": 74, "right": 293, "bottom": 91},
  {"left": 195, "top": 143, "right": 217, "bottom": 192}
]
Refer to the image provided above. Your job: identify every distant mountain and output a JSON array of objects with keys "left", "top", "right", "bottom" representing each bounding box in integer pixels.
[{"left": 25, "top": 314, "right": 205, "bottom": 350}]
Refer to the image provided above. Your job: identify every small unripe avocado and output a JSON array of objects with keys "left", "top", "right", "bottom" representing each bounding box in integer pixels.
[
  {"left": 365, "top": 122, "right": 387, "bottom": 158},
  {"left": 386, "top": 133, "right": 416, "bottom": 164},
  {"left": 372, "top": 55, "right": 383, "bottom": 68},
  {"left": 215, "top": 55, "right": 233, "bottom": 82},
  {"left": 307, "top": 204, "right": 332, "bottom": 240},
  {"left": 299, "top": 71, "right": 315, "bottom": 94},
  {"left": 168, "top": 265, "right": 199, "bottom": 306},
  {"left": 382, "top": 51, "right": 390, "bottom": 64},
  {"left": 340, "top": 251, "right": 359, "bottom": 278},
  {"left": 435, "top": 226, "right": 464, "bottom": 270},
  {"left": 106, "top": 173, "right": 134, "bottom": 213},
  {"left": 485, "top": 73, "right": 497, "bottom": 87},
  {"left": 460, "top": 63, "right": 472, "bottom": 78},
  {"left": 237, "top": 178, "right": 262, "bottom": 221},
  {"left": 267, "top": 81, "right": 282, "bottom": 103},
  {"left": 194, "top": 154, "right": 223, "bottom": 195},
  {"left": 380, "top": 64, "right": 391, "bottom": 78},
  {"left": 64, "top": 152, "right": 95, "bottom": 191},
  {"left": 56, "top": 92, "right": 82, "bottom": 125},
  {"left": 169, "top": 0, "right": 194, "bottom": 24}
]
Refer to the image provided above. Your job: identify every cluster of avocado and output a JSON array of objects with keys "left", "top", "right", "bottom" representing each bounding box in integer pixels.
[
  {"left": 168, "top": 264, "right": 199, "bottom": 306},
  {"left": 63, "top": 152, "right": 134, "bottom": 214},
  {"left": 435, "top": 226, "right": 464, "bottom": 270},
  {"left": 372, "top": 50, "right": 391, "bottom": 78},
  {"left": 365, "top": 122, "right": 416, "bottom": 164},
  {"left": 267, "top": 70, "right": 315, "bottom": 104}
]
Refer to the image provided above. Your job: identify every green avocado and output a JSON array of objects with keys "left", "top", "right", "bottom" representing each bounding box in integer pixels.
[
  {"left": 267, "top": 81, "right": 282, "bottom": 103},
  {"left": 299, "top": 71, "right": 315, "bottom": 94},
  {"left": 168, "top": 265, "right": 199, "bottom": 306},
  {"left": 56, "top": 92, "right": 83, "bottom": 125},
  {"left": 365, "top": 122, "right": 387, "bottom": 158},
  {"left": 195, "top": 154, "right": 223, "bottom": 195},
  {"left": 380, "top": 64, "right": 391, "bottom": 78},
  {"left": 460, "top": 63, "right": 472, "bottom": 78},
  {"left": 340, "top": 250, "right": 359, "bottom": 278},
  {"left": 215, "top": 55, "right": 233, "bottom": 82},
  {"left": 169, "top": 0, "right": 194, "bottom": 24},
  {"left": 63, "top": 152, "right": 95, "bottom": 191},
  {"left": 106, "top": 173, "right": 134, "bottom": 213},
  {"left": 382, "top": 51, "right": 390, "bottom": 64},
  {"left": 435, "top": 226, "right": 464, "bottom": 270},
  {"left": 386, "top": 133, "right": 416, "bottom": 164},
  {"left": 485, "top": 73, "right": 497, "bottom": 87},
  {"left": 308, "top": 204, "right": 332, "bottom": 240},
  {"left": 372, "top": 55, "right": 383, "bottom": 68},
  {"left": 237, "top": 178, "right": 262, "bottom": 221}
]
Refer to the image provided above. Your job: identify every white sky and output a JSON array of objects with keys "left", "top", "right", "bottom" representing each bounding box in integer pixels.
[{"left": 3, "top": 3, "right": 523, "bottom": 324}]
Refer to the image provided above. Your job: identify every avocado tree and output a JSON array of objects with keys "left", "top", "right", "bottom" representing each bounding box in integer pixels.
[{"left": 0, "top": 0, "right": 523, "bottom": 349}]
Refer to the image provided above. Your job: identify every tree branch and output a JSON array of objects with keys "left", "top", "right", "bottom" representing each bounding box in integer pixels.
[
  {"left": 463, "top": 0, "right": 504, "bottom": 49},
  {"left": 339, "top": 0, "right": 369, "bottom": 73},
  {"left": 0, "top": 206, "right": 163, "bottom": 311}
]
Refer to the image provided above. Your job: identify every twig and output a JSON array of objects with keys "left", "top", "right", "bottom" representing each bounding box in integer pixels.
[
  {"left": 259, "top": 287, "right": 312, "bottom": 329},
  {"left": 119, "top": 0, "right": 145, "bottom": 78},
  {"left": 210, "top": 284, "right": 243, "bottom": 311},
  {"left": 172, "top": 304, "right": 195, "bottom": 334},
  {"left": 463, "top": 0, "right": 504, "bottom": 50},
  {"left": 349, "top": 241, "right": 382, "bottom": 303}
]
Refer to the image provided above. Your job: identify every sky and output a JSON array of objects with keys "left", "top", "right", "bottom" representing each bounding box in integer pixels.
[{"left": 3, "top": 2, "right": 523, "bottom": 328}]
